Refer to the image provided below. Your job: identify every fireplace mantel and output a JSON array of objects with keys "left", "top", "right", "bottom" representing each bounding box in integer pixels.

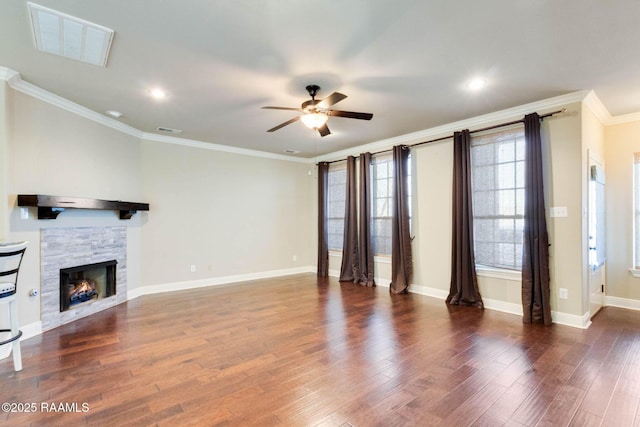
[{"left": 17, "top": 194, "right": 149, "bottom": 219}]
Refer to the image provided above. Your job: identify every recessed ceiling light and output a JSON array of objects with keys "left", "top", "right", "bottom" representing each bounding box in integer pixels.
[
  {"left": 149, "top": 88, "right": 167, "bottom": 100},
  {"left": 466, "top": 78, "right": 487, "bottom": 90},
  {"left": 28, "top": 2, "right": 114, "bottom": 67},
  {"left": 105, "top": 110, "right": 123, "bottom": 118}
]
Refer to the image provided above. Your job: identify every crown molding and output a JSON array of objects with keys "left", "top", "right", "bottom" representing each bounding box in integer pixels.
[
  {"left": 141, "top": 132, "right": 313, "bottom": 163},
  {"left": 315, "top": 90, "right": 591, "bottom": 163},
  {"left": 3, "top": 68, "right": 144, "bottom": 139},
  {"left": 0, "top": 67, "right": 311, "bottom": 163},
  {"left": 583, "top": 90, "right": 613, "bottom": 124},
  {"left": 606, "top": 111, "right": 640, "bottom": 126},
  {"left": 0, "top": 66, "right": 20, "bottom": 85},
  {"left": 4, "top": 67, "right": 639, "bottom": 163}
]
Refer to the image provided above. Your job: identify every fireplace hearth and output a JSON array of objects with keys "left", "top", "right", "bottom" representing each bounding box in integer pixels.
[{"left": 60, "top": 260, "right": 117, "bottom": 312}]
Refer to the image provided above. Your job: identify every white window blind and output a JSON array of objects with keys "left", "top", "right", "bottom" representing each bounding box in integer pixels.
[
  {"left": 471, "top": 127, "right": 525, "bottom": 270},
  {"left": 372, "top": 155, "right": 393, "bottom": 256},
  {"left": 327, "top": 164, "right": 346, "bottom": 251},
  {"left": 371, "top": 153, "right": 412, "bottom": 256}
]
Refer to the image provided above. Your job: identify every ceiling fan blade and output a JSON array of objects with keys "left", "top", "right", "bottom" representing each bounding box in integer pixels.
[
  {"left": 267, "top": 116, "right": 300, "bottom": 132},
  {"left": 317, "top": 124, "right": 331, "bottom": 137},
  {"left": 262, "top": 106, "right": 303, "bottom": 112},
  {"left": 328, "top": 110, "right": 373, "bottom": 120},
  {"left": 317, "top": 92, "right": 347, "bottom": 109}
]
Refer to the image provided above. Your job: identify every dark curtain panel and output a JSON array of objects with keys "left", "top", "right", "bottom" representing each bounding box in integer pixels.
[
  {"left": 389, "top": 146, "right": 413, "bottom": 294},
  {"left": 358, "top": 152, "right": 375, "bottom": 286},
  {"left": 521, "top": 113, "right": 552, "bottom": 325},
  {"left": 317, "top": 162, "right": 329, "bottom": 277},
  {"left": 447, "top": 130, "right": 484, "bottom": 308},
  {"left": 339, "top": 156, "right": 360, "bottom": 282}
]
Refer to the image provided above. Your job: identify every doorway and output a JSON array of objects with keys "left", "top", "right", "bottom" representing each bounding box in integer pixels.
[{"left": 588, "top": 153, "right": 605, "bottom": 317}]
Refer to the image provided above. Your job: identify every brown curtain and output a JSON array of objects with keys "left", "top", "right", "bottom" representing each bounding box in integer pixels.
[
  {"left": 339, "top": 156, "right": 360, "bottom": 282},
  {"left": 389, "top": 146, "right": 412, "bottom": 293},
  {"left": 317, "top": 162, "right": 329, "bottom": 277},
  {"left": 521, "top": 113, "right": 552, "bottom": 325},
  {"left": 447, "top": 130, "right": 483, "bottom": 308},
  {"left": 358, "top": 152, "right": 375, "bottom": 286}
]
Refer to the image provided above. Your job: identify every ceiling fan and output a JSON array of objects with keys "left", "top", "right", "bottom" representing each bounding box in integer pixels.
[{"left": 262, "top": 85, "right": 373, "bottom": 137}]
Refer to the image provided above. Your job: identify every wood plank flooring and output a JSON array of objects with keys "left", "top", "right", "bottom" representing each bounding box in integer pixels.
[{"left": 1, "top": 274, "right": 640, "bottom": 426}]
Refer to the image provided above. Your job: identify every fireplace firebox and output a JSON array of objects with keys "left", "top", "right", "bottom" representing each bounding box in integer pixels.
[{"left": 59, "top": 260, "right": 117, "bottom": 312}]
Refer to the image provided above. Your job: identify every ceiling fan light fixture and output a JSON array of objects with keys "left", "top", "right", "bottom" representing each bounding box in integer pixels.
[{"left": 301, "top": 112, "right": 328, "bottom": 129}]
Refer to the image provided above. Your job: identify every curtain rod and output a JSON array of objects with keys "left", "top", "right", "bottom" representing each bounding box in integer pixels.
[{"left": 320, "top": 108, "right": 566, "bottom": 165}]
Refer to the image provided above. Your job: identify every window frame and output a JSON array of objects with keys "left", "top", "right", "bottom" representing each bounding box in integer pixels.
[
  {"left": 371, "top": 154, "right": 394, "bottom": 257},
  {"left": 470, "top": 126, "right": 526, "bottom": 275},
  {"left": 326, "top": 163, "right": 347, "bottom": 252},
  {"left": 370, "top": 152, "right": 412, "bottom": 258}
]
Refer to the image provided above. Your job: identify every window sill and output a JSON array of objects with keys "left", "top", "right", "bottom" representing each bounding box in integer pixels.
[
  {"left": 630, "top": 269, "right": 640, "bottom": 278},
  {"left": 374, "top": 255, "right": 391, "bottom": 264},
  {"left": 476, "top": 266, "right": 521, "bottom": 282},
  {"left": 327, "top": 251, "right": 392, "bottom": 265}
]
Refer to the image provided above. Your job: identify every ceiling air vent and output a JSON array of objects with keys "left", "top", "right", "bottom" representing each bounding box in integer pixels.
[
  {"left": 156, "top": 127, "right": 183, "bottom": 135},
  {"left": 28, "top": 2, "right": 115, "bottom": 67},
  {"left": 284, "top": 149, "right": 301, "bottom": 154}
]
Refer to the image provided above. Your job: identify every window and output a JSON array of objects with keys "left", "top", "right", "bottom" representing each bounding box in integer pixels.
[
  {"left": 372, "top": 155, "right": 393, "bottom": 255},
  {"left": 471, "top": 127, "right": 525, "bottom": 270},
  {"left": 327, "top": 164, "right": 346, "bottom": 251},
  {"left": 635, "top": 154, "right": 640, "bottom": 269},
  {"left": 371, "top": 153, "right": 412, "bottom": 256}
]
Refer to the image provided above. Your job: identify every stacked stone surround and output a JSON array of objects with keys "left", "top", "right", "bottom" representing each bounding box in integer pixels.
[{"left": 41, "top": 227, "right": 127, "bottom": 331}]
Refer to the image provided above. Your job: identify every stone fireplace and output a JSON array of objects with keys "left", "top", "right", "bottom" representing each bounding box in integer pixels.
[{"left": 41, "top": 227, "right": 127, "bottom": 330}]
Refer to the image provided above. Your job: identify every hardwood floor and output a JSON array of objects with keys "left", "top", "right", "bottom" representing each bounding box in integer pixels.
[{"left": 1, "top": 274, "right": 640, "bottom": 426}]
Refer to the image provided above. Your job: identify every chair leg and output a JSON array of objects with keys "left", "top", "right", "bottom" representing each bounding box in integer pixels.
[{"left": 9, "top": 300, "right": 21, "bottom": 372}]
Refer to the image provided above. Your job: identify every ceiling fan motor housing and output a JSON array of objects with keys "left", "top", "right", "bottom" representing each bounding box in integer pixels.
[{"left": 305, "top": 84, "right": 320, "bottom": 98}]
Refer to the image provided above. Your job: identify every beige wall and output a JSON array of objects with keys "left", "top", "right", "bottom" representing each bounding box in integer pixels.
[
  {"left": 542, "top": 103, "right": 585, "bottom": 317},
  {"left": 605, "top": 120, "right": 640, "bottom": 300},
  {"left": 5, "top": 90, "right": 144, "bottom": 326},
  {"left": 3, "top": 87, "right": 315, "bottom": 328},
  {"left": 140, "top": 140, "right": 315, "bottom": 286},
  {"left": 411, "top": 102, "right": 586, "bottom": 317}
]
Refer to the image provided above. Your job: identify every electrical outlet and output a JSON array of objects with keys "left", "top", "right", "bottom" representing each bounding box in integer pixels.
[
  {"left": 20, "top": 207, "right": 29, "bottom": 219},
  {"left": 559, "top": 288, "right": 568, "bottom": 299},
  {"left": 190, "top": 265, "right": 196, "bottom": 272},
  {"left": 292, "top": 255, "right": 297, "bottom": 262}
]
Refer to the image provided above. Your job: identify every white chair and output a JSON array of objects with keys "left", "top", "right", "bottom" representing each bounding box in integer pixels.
[{"left": 0, "top": 241, "right": 27, "bottom": 372}]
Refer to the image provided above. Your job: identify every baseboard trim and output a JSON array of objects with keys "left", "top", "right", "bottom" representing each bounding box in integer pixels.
[
  {"left": 409, "top": 284, "right": 590, "bottom": 328},
  {"left": 2, "top": 321, "right": 44, "bottom": 348},
  {"left": 552, "top": 311, "right": 591, "bottom": 329},
  {"left": 485, "top": 298, "right": 523, "bottom": 317},
  {"left": 19, "top": 321, "right": 43, "bottom": 341},
  {"left": 409, "top": 284, "right": 448, "bottom": 300},
  {"left": 127, "top": 266, "right": 316, "bottom": 300},
  {"left": 605, "top": 295, "right": 640, "bottom": 311}
]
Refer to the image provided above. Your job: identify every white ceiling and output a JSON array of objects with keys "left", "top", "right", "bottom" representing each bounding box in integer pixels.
[{"left": 2, "top": 1, "right": 640, "bottom": 158}]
